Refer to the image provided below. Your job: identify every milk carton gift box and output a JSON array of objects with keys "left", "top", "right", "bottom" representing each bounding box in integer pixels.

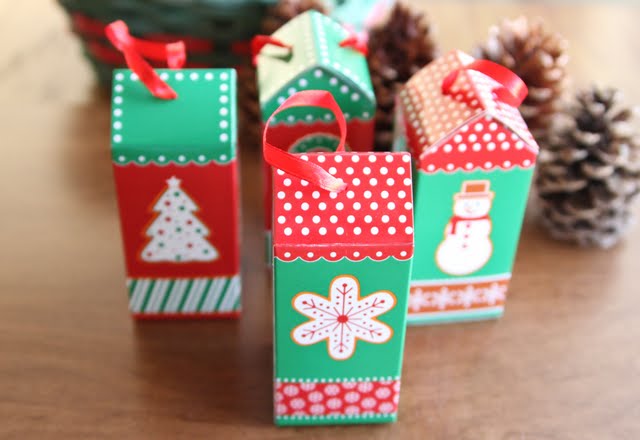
[
  {"left": 255, "top": 10, "right": 376, "bottom": 252},
  {"left": 255, "top": 10, "right": 375, "bottom": 151},
  {"left": 108, "top": 22, "right": 241, "bottom": 319},
  {"left": 394, "top": 50, "right": 538, "bottom": 325},
  {"left": 265, "top": 91, "right": 414, "bottom": 426}
]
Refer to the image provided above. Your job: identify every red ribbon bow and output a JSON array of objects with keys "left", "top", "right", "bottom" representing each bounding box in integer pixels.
[
  {"left": 250, "top": 35, "right": 292, "bottom": 67},
  {"left": 251, "top": 28, "right": 368, "bottom": 68},
  {"left": 442, "top": 59, "right": 528, "bottom": 107},
  {"left": 105, "top": 20, "right": 186, "bottom": 100},
  {"left": 263, "top": 90, "right": 348, "bottom": 193},
  {"left": 339, "top": 29, "right": 368, "bottom": 57}
]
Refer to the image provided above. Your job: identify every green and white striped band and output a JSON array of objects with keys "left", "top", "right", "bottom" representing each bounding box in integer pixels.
[{"left": 126, "top": 276, "right": 241, "bottom": 315}]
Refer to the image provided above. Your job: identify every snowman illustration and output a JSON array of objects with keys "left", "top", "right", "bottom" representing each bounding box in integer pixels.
[{"left": 435, "top": 180, "right": 494, "bottom": 276}]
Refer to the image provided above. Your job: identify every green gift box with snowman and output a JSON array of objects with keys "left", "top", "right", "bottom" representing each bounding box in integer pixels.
[{"left": 394, "top": 50, "right": 539, "bottom": 325}]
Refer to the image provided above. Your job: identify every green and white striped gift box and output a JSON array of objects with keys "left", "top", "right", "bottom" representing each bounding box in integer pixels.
[{"left": 126, "top": 276, "right": 241, "bottom": 318}]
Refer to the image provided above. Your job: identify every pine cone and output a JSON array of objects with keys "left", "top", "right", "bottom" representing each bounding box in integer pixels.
[
  {"left": 535, "top": 86, "right": 640, "bottom": 248},
  {"left": 261, "top": 0, "right": 328, "bottom": 35},
  {"left": 368, "top": 2, "right": 439, "bottom": 151},
  {"left": 474, "top": 16, "right": 569, "bottom": 145}
]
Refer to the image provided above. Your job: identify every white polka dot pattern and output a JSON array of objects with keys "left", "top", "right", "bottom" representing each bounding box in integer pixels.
[
  {"left": 398, "top": 50, "right": 539, "bottom": 172},
  {"left": 273, "top": 152, "right": 414, "bottom": 262},
  {"left": 400, "top": 50, "right": 480, "bottom": 158},
  {"left": 419, "top": 115, "right": 537, "bottom": 172},
  {"left": 275, "top": 378, "right": 400, "bottom": 418},
  {"left": 467, "top": 70, "right": 538, "bottom": 148},
  {"left": 111, "top": 68, "right": 234, "bottom": 165}
]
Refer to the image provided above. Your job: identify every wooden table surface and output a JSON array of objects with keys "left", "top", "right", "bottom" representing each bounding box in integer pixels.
[{"left": 2, "top": 1, "right": 640, "bottom": 439}]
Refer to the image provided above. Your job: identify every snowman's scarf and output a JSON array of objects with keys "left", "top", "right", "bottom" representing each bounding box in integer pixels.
[{"left": 449, "top": 215, "right": 490, "bottom": 234}]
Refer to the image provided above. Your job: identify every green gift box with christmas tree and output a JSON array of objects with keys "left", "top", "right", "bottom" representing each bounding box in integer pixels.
[
  {"left": 108, "top": 21, "right": 241, "bottom": 319},
  {"left": 264, "top": 91, "right": 413, "bottom": 426},
  {"left": 394, "top": 50, "right": 538, "bottom": 325},
  {"left": 254, "top": 10, "right": 376, "bottom": 259}
]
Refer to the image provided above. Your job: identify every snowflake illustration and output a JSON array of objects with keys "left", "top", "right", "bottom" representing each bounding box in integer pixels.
[
  {"left": 408, "top": 288, "right": 429, "bottom": 312},
  {"left": 458, "top": 284, "right": 479, "bottom": 308},
  {"left": 432, "top": 287, "right": 453, "bottom": 310},
  {"left": 483, "top": 282, "right": 507, "bottom": 305},
  {"left": 291, "top": 275, "right": 396, "bottom": 360}
]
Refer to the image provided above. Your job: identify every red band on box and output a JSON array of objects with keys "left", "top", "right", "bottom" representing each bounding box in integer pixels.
[
  {"left": 72, "top": 14, "right": 212, "bottom": 54},
  {"left": 86, "top": 41, "right": 210, "bottom": 68},
  {"left": 106, "top": 20, "right": 185, "bottom": 100},
  {"left": 263, "top": 91, "right": 348, "bottom": 193},
  {"left": 275, "top": 379, "right": 400, "bottom": 417}
]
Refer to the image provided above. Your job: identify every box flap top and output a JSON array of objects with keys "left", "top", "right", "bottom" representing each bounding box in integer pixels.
[
  {"left": 111, "top": 68, "right": 236, "bottom": 165},
  {"left": 272, "top": 151, "right": 414, "bottom": 262},
  {"left": 256, "top": 10, "right": 375, "bottom": 121},
  {"left": 418, "top": 113, "right": 538, "bottom": 173},
  {"left": 399, "top": 50, "right": 538, "bottom": 170}
]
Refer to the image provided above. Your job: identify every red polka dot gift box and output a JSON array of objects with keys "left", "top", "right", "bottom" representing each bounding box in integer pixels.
[
  {"left": 265, "top": 91, "right": 413, "bottom": 426},
  {"left": 108, "top": 22, "right": 240, "bottom": 319},
  {"left": 394, "top": 50, "right": 538, "bottom": 325},
  {"left": 254, "top": 10, "right": 376, "bottom": 261}
]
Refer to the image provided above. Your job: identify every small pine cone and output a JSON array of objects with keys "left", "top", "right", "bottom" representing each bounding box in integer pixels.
[
  {"left": 368, "top": 2, "right": 439, "bottom": 151},
  {"left": 535, "top": 86, "right": 640, "bottom": 248},
  {"left": 474, "top": 16, "right": 569, "bottom": 145},
  {"left": 261, "top": 0, "right": 328, "bottom": 35},
  {"left": 237, "top": 65, "right": 263, "bottom": 151}
]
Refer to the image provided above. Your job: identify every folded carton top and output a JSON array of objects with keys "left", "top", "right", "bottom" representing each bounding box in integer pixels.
[
  {"left": 110, "top": 68, "right": 236, "bottom": 166},
  {"left": 272, "top": 151, "right": 414, "bottom": 262},
  {"left": 398, "top": 50, "right": 538, "bottom": 173},
  {"left": 256, "top": 10, "right": 375, "bottom": 123}
]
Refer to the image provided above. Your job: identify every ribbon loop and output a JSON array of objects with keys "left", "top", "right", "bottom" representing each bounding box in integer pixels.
[
  {"left": 251, "top": 35, "right": 292, "bottom": 66},
  {"left": 340, "top": 32, "right": 369, "bottom": 57},
  {"left": 106, "top": 20, "right": 185, "bottom": 100},
  {"left": 441, "top": 59, "right": 528, "bottom": 107},
  {"left": 263, "top": 90, "right": 348, "bottom": 193}
]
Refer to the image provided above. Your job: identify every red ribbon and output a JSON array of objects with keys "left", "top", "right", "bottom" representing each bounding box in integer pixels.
[
  {"left": 263, "top": 90, "right": 348, "bottom": 193},
  {"left": 339, "top": 32, "right": 368, "bottom": 56},
  {"left": 251, "top": 35, "right": 292, "bottom": 66},
  {"left": 105, "top": 20, "right": 186, "bottom": 100},
  {"left": 72, "top": 13, "right": 108, "bottom": 38},
  {"left": 442, "top": 59, "right": 528, "bottom": 107},
  {"left": 72, "top": 14, "right": 212, "bottom": 54}
]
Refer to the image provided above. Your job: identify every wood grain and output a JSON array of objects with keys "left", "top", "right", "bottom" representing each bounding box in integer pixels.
[{"left": 1, "top": 1, "right": 639, "bottom": 439}]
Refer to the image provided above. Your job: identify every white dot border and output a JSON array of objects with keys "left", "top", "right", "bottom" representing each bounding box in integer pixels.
[{"left": 111, "top": 69, "right": 234, "bottom": 165}]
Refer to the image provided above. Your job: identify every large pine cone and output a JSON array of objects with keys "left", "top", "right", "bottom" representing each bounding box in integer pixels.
[
  {"left": 474, "top": 16, "right": 569, "bottom": 145},
  {"left": 536, "top": 86, "right": 640, "bottom": 248},
  {"left": 368, "top": 2, "right": 439, "bottom": 151}
]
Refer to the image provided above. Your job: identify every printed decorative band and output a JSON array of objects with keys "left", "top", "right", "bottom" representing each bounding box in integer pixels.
[
  {"left": 274, "top": 247, "right": 413, "bottom": 262},
  {"left": 408, "top": 274, "right": 511, "bottom": 314},
  {"left": 275, "top": 378, "right": 400, "bottom": 420},
  {"left": 127, "top": 276, "right": 240, "bottom": 316},
  {"left": 112, "top": 151, "right": 236, "bottom": 166}
]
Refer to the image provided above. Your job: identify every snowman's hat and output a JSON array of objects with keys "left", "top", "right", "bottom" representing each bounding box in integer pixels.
[{"left": 455, "top": 180, "right": 494, "bottom": 199}]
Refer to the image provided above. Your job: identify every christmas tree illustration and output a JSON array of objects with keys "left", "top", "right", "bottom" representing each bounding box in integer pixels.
[{"left": 141, "top": 176, "right": 218, "bottom": 263}]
